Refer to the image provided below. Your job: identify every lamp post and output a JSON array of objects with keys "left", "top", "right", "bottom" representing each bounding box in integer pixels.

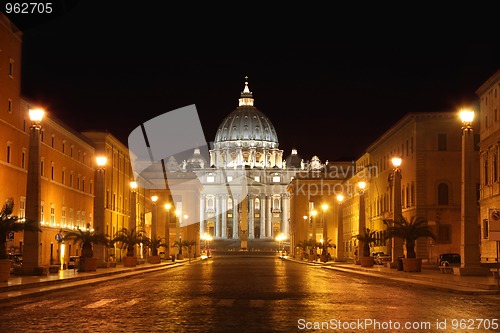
[
  {"left": 321, "top": 204, "right": 328, "bottom": 245},
  {"left": 164, "top": 203, "right": 172, "bottom": 257},
  {"left": 357, "top": 181, "right": 366, "bottom": 264},
  {"left": 151, "top": 195, "right": 158, "bottom": 241},
  {"left": 23, "top": 109, "right": 44, "bottom": 275},
  {"left": 456, "top": 109, "right": 489, "bottom": 276},
  {"left": 275, "top": 233, "right": 286, "bottom": 257},
  {"left": 336, "top": 194, "right": 345, "bottom": 261},
  {"left": 94, "top": 156, "right": 107, "bottom": 267},
  {"left": 129, "top": 181, "right": 137, "bottom": 231},
  {"left": 390, "top": 157, "right": 404, "bottom": 268},
  {"left": 311, "top": 210, "right": 318, "bottom": 259}
]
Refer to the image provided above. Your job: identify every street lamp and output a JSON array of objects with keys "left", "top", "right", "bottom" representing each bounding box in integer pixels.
[
  {"left": 336, "top": 194, "right": 345, "bottom": 261},
  {"left": 23, "top": 108, "right": 45, "bottom": 275},
  {"left": 357, "top": 181, "right": 366, "bottom": 264},
  {"left": 94, "top": 156, "right": 107, "bottom": 266},
  {"left": 275, "top": 233, "right": 286, "bottom": 256},
  {"left": 321, "top": 204, "right": 328, "bottom": 258},
  {"left": 151, "top": 195, "right": 158, "bottom": 241},
  {"left": 390, "top": 157, "right": 404, "bottom": 268},
  {"left": 457, "top": 109, "right": 489, "bottom": 275},
  {"left": 311, "top": 210, "right": 318, "bottom": 259},
  {"left": 164, "top": 203, "right": 172, "bottom": 257},
  {"left": 129, "top": 181, "right": 137, "bottom": 230}
]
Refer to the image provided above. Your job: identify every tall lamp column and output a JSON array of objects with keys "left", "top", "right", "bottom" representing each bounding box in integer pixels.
[
  {"left": 94, "top": 156, "right": 107, "bottom": 267},
  {"left": 164, "top": 203, "right": 172, "bottom": 257},
  {"left": 22, "top": 109, "right": 44, "bottom": 275},
  {"left": 129, "top": 181, "right": 137, "bottom": 231},
  {"left": 357, "top": 181, "right": 366, "bottom": 264},
  {"left": 390, "top": 157, "right": 404, "bottom": 268},
  {"left": 151, "top": 195, "right": 158, "bottom": 241},
  {"left": 336, "top": 194, "right": 345, "bottom": 261},
  {"left": 456, "top": 109, "right": 489, "bottom": 275}
]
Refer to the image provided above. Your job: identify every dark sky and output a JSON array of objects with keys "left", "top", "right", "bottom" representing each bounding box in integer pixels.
[{"left": 4, "top": 1, "right": 500, "bottom": 162}]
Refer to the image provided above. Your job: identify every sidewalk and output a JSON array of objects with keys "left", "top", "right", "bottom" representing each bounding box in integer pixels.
[
  {"left": 0, "top": 258, "right": 196, "bottom": 300},
  {"left": 284, "top": 257, "right": 500, "bottom": 295}
]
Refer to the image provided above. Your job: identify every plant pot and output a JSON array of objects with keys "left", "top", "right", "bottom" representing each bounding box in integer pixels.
[
  {"left": 360, "top": 256, "right": 375, "bottom": 267},
  {"left": 320, "top": 254, "right": 328, "bottom": 263},
  {"left": 123, "top": 256, "right": 137, "bottom": 267},
  {"left": 177, "top": 254, "right": 184, "bottom": 260},
  {"left": 402, "top": 258, "right": 422, "bottom": 272},
  {"left": 147, "top": 255, "right": 161, "bottom": 264},
  {"left": 79, "top": 257, "right": 98, "bottom": 272},
  {"left": 0, "top": 259, "right": 11, "bottom": 282}
]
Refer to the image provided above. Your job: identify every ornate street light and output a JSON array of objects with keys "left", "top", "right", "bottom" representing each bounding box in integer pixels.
[
  {"left": 390, "top": 157, "right": 404, "bottom": 268},
  {"left": 336, "top": 194, "right": 345, "bottom": 261}
]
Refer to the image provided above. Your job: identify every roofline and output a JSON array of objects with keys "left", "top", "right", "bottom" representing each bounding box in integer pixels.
[{"left": 475, "top": 69, "right": 500, "bottom": 96}]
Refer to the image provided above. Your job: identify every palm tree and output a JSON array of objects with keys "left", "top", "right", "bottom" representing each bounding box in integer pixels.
[
  {"left": 112, "top": 227, "right": 145, "bottom": 257},
  {"left": 0, "top": 197, "right": 41, "bottom": 260},
  {"left": 354, "top": 228, "right": 378, "bottom": 257},
  {"left": 183, "top": 239, "right": 197, "bottom": 261},
  {"left": 384, "top": 216, "right": 436, "bottom": 258},
  {"left": 143, "top": 236, "right": 167, "bottom": 256},
  {"left": 319, "top": 238, "right": 336, "bottom": 255},
  {"left": 63, "top": 223, "right": 109, "bottom": 258}
]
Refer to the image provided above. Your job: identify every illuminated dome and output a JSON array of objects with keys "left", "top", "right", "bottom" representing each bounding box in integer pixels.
[
  {"left": 214, "top": 80, "right": 279, "bottom": 148},
  {"left": 186, "top": 148, "right": 207, "bottom": 169}
]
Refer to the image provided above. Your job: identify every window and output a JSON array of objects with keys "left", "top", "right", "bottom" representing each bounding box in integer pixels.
[
  {"left": 41, "top": 130, "right": 44, "bottom": 142},
  {"left": 438, "top": 225, "right": 451, "bottom": 243},
  {"left": 494, "top": 152, "right": 498, "bottom": 182},
  {"left": 272, "top": 175, "right": 281, "bottom": 183},
  {"left": 206, "top": 175, "right": 215, "bottom": 183},
  {"left": 40, "top": 201, "right": 44, "bottom": 224},
  {"left": 254, "top": 176, "right": 260, "bottom": 182},
  {"left": 483, "top": 219, "right": 489, "bottom": 239},
  {"left": 70, "top": 145, "right": 74, "bottom": 157},
  {"left": 51, "top": 135, "right": 55, "bottom": 148},
  {"left": 62, "top": 169, "right": 65, "bottom": 185},
  {"left": 50, "top": 204, "right": 55, "bottom": 225},
  {"left": 69, "top": 173, "right": 73, "bottom": 187},
  {"left": 437, "top": 183, "right": 449, "bottom": 205},
  {"left": 484, "top": 156, "right": 489, "bottom": 185},
  {"left": 228, "top": 198, "right": 233, "bottom": 210},
  {"left": 9, "top": 58, "right": 14, "bottom": 77},
  {"left": 8, "top": 99, "right": 12, "bottom": 113},
  {"left": 62, "top": 207, "right": 66, "bottom": 226},
  {"left": 227, "top": 176, "right": 233, "bottom": 182},
  {"left": 62, "top": 141, "right": 66, "bottom": 154},
  {"left": 255, "top": 198, "right": 260, "bottom": 210},
  {"left": 207, "top": 197, "right": 214, "bottom": 210},
  {"left": 40, "top": 160, "right": 44, "bottom": 176},
  {"left": 21, "top": 150, "right": 25, "bottom": 169},
  {"left": 6, "top": 144, "right": 11, "bottom": 163},
  {"left": 19, "top": 196, "right": 25, "bottom": 219},
  {"left": 437, "top": 133, "right": 447, "bottom": 151},
  {"left": 69, "top": 208, "right": 74, "bottom": 226},
  {"left": 51, "top": 163, "right": 55, "bottom": 180}
]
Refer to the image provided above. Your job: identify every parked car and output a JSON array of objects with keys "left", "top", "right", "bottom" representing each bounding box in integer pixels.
[
  {"left": 438, "top": 253, "right": 461, "bottom": 266},
  {"left": 374, "top": 253, "right": 391, "bottom": 265}
]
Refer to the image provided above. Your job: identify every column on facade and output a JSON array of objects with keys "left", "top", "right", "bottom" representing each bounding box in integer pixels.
[
  {"left": 233, "top": 195, "right": 239, "bottom": 238},
  {"left": 266, "top": 195, "right": 272, "bottom": 238},
  {"left": 216, "top": 195, "right": 222, "bottom": 238},
  {"left": 282, "top": 194, "right": 290, "bottom": 237},
  {"left": 248, "top": 195, "right": 254, "bottom": 239},
  {"left": 200, "top": 194, "right": 205, "bottom": 236},
  {"left": 260, "top": 194, "right": 266, "bottom": 238},
  {"left": 221, "top": 195, "right": 227, "bottom": 238}
]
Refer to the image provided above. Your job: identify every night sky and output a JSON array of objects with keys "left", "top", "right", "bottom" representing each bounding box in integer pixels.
[{"left": 4, "top": 1, "right": 500, "bottom": 162}]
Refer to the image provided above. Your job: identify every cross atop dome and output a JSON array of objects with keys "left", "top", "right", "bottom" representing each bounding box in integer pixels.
[{"left": 239, "top": 76, "right": 254, "bottom": 106}]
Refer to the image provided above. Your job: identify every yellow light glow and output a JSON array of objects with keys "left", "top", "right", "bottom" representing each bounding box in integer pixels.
[
  {"left": 96, "top": 156, "right": 107, "bottom": 167},
  {"left": 337, "top": 194, "right": 344, "bottom": 203},
  {"left": 303, "top": 215, "right": 308, "bottom": 220},
  {"left": 322, "top": 204, "right": 328, "bottom": 211},
  {"left": 29, "top": 109, "right": 44, "bottom": 122},
  {"left": 151, "top": 195, "right": 158, "bottom": 203},
  {"left": 175, "top": 210, "right": 180, "bottom": 216},
  {"left": 311, "top": 210, "right": 318, "bottom": 216},
  {"left": 165, "top": 203, "right": 172, "bottom": 211},
  {"left": 130, "top": 181, "right": 138, "bottom": 189},
  {"left": 183, "top": 214, "right": 188, "bottom": 219},
  {"left": 358, "top": 181, "right": 366, "bottom": 190},
  {"left": 392, "top": 157, "right": 402, "bottom": 168},
  {"left": 459, "top": 109, "right": 474, "bottom": 124}
]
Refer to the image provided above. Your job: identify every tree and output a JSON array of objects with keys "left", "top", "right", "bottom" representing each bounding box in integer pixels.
[
  {"left": 354, "top": 228, "right": 378, "bottom": 257},
  {"left": 319, "top": 238, "right": 336, "bottom": 255},
  {"left": 63, "top": 223, "right": 109, "bottom": 258},
  {"left": 384, "top": 216, "right": 436, "bottom": 258},
  {"left": 143, "top": 236, "right": 167, "bottom": 256},
  {"left": 112, "top": 227, "right": 145, "bottom": 257},
  {"left": 0, "top": 197, "right": 41, "bottom": 260}
]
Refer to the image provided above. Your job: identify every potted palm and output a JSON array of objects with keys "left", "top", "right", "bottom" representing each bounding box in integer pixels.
[
  {"left": 63, "top": 223, "right": 109, "bottom": 272},
  {"left": 112, "top": 227, "right": 145, "bottom": 267},
  {"left": 172, "top": 239, "right": 185, "bottom": 260},
  {"left": 143, "top": 236, "right": 167, "bottom": 264},
  {"left": 354, "top": 228, "right": 378, "bottom": 267},
  {"left": 183, "top": 239, "right": 197, "bottom": 263},
  {"left": 0, "top": 198, "right": 41, "bottom": 281},
  {"left": 319, "top": 238, "right": 336, "bottom": 262},
  {"left": 385, "top": 216, "right": 436, "bottom": 272}
]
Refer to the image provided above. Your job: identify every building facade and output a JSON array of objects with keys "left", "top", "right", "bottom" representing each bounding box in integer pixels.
[{"left": 477, "top": 69, "right": 500, "bottom": 263}]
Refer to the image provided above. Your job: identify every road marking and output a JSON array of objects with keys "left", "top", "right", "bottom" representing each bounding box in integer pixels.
[
  {"left": 83, "top": 298, "right": 116, "bottom": 309},
  {"left": 50, "top": 300, "right": 80, "bottom": 309},
  {"left": 217, "top": 299, "right": 234, "bottom": 307},
  {"left": 117, "top": 299, "right": 139, "bottom": 308},
  {"left": 249, "top": 299, "right": 265, "bottom": 308}
]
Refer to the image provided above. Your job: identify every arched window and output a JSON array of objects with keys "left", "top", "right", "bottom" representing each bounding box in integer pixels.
[{"left": 438, "top": 183, "right": 449, "bottom": 205}]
